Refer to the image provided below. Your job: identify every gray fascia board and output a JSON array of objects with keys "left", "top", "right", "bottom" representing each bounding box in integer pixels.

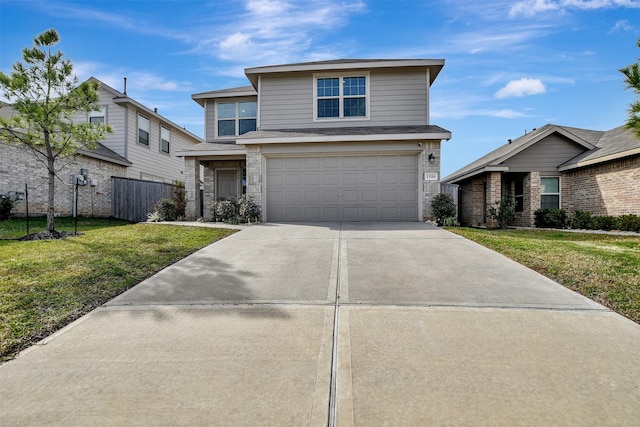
[
  {"left": 191, "top": 87, "right": 257, "bottom": 106},
  {"left": 558, "top": 147, "right": 640, "bottom": 171},
  {"left": 443, "top": 166, "right": 509, "bottom": 184},
  {"left": 245, "top": 59, "right": 445, "bottom": 87},
  {"left": 175, "top": 149, "right": 247, "bottom": 157},
  {"left": 238, "top": 131, "right": 452, "bottom": 145}
]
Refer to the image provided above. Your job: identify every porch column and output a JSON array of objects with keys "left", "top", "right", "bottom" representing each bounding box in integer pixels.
[
  {"left": 184, "top": 157, "right": 201, "bottom": 221},
  {"left": 486, "top": 172, "right": 502, "bottom": 228}
]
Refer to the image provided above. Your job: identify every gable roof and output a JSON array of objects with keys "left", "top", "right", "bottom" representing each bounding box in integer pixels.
[
  {"left": 559, "top": 125, "right": 640, "bottom": 171},
  {"left": 244, "top": 58, "right": 445, "bottom": 88},
  {"left": 443, "top": 123, "right": 640, "bottom": 183},
  {"left": 88, "top": 77, "right": 203, "bottom": 143},
  {"left": 191, "top": 85, "right": 256, "bottom": 107},
  {"left": 442, "top": 124, "right": 598, "bottom": 184}
]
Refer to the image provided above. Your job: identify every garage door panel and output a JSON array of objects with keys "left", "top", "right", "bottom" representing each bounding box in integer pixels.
[
  {"left": 266, "top": 154, "right": 419, "bottom": 222},
  {"left": 381, "top": 172, "right": 399, "bottom": 185}
]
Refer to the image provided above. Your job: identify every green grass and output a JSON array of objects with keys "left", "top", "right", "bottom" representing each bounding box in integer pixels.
[
  {"left": 0, "top": 218, "right": 236, "bottom": 362},
  {"left": 447, "top": 227, "right": 640, "bottom": 323}
]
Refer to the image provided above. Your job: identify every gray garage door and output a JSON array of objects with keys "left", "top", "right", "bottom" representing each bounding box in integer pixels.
[{"left": 266, "top": 154, "right": 419, "bottom": 222}]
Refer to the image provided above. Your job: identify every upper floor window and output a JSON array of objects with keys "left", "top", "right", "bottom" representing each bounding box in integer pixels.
[
  {"left": 540, "top": 177, "right": 560, "bottom": 209},
  {"left": 160, "top": 126, "right": 170, "bottom": 153},
  {"left": 217, "top": 101, "right": 257, "bottom": 137},
  {"left": 89, "top": 106, "right": 105, "bottom": 124},
  {"left": 314, "top": 73, "right": 369, "bottom": 120},
  {"left": 138, "top": 114, "right": 150, "bottom": 145}
]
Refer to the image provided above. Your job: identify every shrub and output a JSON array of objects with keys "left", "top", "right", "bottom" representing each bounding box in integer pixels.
[
  {"left": 592, "top": 215, "right": 616, "bottom": 231},
  {"left": 570, "top": 210, "right": 594, "bottom": 229},
  {"left": 146, "top": 211, "right": 162, "bottom": 222},
  {"left": 238, "top": 196, "right": 261, "bottom": 223},
  {"left": 211, "top": 198, "right": 238, "bottom": 222},
  {"left": 158, "top": 198, "right": 179, "bottom": 221},
  {"left": 616, "top": 214, "right": 640, "bottom": 232},
  {"left": 534, "top": 208, "right": 567, "bottom": 228},
  {"left": 431, "top": 193, "right": 457, "bottom": 226},
  {"left": 486, "top": 196, "right": 516, "bottom": 229},
  {"left": 0, "top": 194, "right": 16, "bottom": 221}
]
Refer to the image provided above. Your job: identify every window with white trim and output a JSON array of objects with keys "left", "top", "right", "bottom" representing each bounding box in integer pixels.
[
  {"left": 540, "top": 177, "right": 560, "bottom": 209},
  {"left": 89, "top": 106, "right": 105, "bottom": 124},
  {"left": 138, "top": 114, "right": 150, "bottom": 145},
  {"left": 314, "top": 73, "right": 368, "bottom": 120},
  {"left": 217, "top": 101, "right": 256, "bottom": 137},
  {"left": 160, "top": 126, "right": 170, "bottom": 153}
]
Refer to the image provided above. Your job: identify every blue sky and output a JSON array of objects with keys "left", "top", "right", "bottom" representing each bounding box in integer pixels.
[{"left": 1, "top": 0, "right": 639, "bottom": 176}]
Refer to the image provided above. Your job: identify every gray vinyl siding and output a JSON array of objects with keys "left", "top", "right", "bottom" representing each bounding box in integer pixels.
[
  {"left": 125, "top": 108, "right": 200, "bottom": 183},
  {"left": 258, "top": 69, "right": 429, "bottom": 130},
  {"left": 504, "top": 134, "right": 587, "bottom": 174},
  {"left": 70, "top": 87, "right": 127, "bottom": 157}
]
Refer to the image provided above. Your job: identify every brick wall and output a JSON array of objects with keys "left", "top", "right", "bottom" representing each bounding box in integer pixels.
[
  {"left": 562, "top": 154, "right": 640, "bottom": 216},
  {"left": 1, "top": 144, "right": 125, "bottom": 217}
]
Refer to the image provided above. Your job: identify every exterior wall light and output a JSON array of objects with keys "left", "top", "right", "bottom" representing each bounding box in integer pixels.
[{"left": 428, "top": 153, "right": 435, "bottom": 163}]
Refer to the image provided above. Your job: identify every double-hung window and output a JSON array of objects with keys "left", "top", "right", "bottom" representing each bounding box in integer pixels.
[
  {"left": 138, "top": 114, "right": 150, "bottom": 145},
  {"left": 89, "top": 106, "right": 106, "bottom": 124},
  {"left": 540, "top": 177, "right": 560, "bottom": 209},
  {"left": 160, "top": 126, "right": 170, "bottom": 153},
  {"left": 315, "top": 73, "right": 368, "bottom": 120},
  {"left": 217, "top": 101, "right": 257, "bottom": 137}
]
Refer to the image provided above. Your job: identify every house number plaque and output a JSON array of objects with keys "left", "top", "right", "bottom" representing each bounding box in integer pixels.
[{"left": 424, "top": 173, "right": 438, "bottom": 181}]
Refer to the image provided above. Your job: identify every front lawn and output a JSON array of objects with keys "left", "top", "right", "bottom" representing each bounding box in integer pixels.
[
  {"left": 447, "top": 227, "right": 640, "bottom": 323},
  {"left": 0, "top": 219, "right": 236, "bottom": 362}
]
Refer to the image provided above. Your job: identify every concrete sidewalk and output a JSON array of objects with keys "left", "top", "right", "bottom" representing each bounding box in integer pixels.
[{"left": 1, "top": 222, "right": 639, "bottom": 426}]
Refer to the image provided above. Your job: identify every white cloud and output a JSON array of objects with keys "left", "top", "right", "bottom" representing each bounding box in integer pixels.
[
  {"left": 495, "top": 78, "right": 546, "bottom": 98},
  {"left": 608, "top": 19, "right": 636, "bottom": 33},
  {"left": 509, "top": 0, "right": 640, "bottom": 18},
  {"left": 191, "top": 0, "right": 366, "bottom": 66}
]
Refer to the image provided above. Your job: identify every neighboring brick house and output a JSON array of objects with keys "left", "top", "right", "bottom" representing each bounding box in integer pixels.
[
  {"left": 178, "top": 59, "right": 452, "bottom": 222},
  {"left": 0, "top": 78, "right": 203, "bottom": 217},
  {"left": 442, "top": 124, "right": 640, "bottom": 227}
]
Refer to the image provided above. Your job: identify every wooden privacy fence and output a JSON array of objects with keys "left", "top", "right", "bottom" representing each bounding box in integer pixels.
[
  {"left": 112, "top": 177, "right": 175, "bottom": 222},
  {"left": 440, "top": 183, "right": 460, "bottom": 220}
]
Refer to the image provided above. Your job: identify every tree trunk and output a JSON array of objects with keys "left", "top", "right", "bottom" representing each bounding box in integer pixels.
[{"left": 46, "top": 156, "right": 56, "bottom": 233}]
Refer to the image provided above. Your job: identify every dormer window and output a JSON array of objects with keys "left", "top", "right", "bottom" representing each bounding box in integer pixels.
[
  {"left": 217, "top": 101, "right": 257, "bottom": 137},
  {"left": 314, "top": 73, "right": 369, "bottom": 120}
]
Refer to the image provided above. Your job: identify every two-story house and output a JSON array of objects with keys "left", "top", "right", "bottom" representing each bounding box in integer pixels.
[
  {"left": 179, "top": 59, "right": 451, "bottom": 222},
  {"left": 1, "top": 78, "right": 203, "bottom": 218}
]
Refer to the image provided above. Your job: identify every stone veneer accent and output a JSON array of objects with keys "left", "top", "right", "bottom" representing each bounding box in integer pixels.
[
  {"left": 1, "top": 143, "right": 125, "bottom": 217},
  {"left": 184, "top": 157, "right": 200, "bottom": 220},
  {"left": 421, "top": 141, "right": 440, "bottom": 220},
  {"left": 245, "top": 145, "right": 263, "bottom": 212}
]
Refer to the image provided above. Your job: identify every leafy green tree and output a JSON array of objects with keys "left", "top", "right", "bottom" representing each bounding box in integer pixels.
[
  {"left": 0, "top": 29, "right": 112, "bottom": 234},
  {"left": 620, "top": 37, "right": 640, "bottom": 138},
  {"left": 431, "top": 193, "right": 457, "bottom": 226}
]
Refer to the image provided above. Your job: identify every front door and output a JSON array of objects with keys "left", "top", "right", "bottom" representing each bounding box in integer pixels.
[{"left": 217, "top": 170, "right": 238, "bottom": 200}]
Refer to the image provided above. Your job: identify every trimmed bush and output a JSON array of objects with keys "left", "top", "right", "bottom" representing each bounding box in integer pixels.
[
  {"left": 616, "top": 214, "right": 640, "bottom": 232},
  {"left": 592, "top": 215, "right": 616, "bottom": 231},
  {"left": 570, "top": 210, "right": 594, "bottom": 229},
  {"left": 534, "top": 208, "right": 567, "bottom": 228},
  {"left": 431, "top": 193, "right": 457, "bottom": 226}
]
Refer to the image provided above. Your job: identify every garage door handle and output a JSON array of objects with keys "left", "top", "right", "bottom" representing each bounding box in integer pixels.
[{"left": 339, "top": 192, "right": 343, "bottom": 197}]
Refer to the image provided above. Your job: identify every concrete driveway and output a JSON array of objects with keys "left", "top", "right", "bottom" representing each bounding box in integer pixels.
[{"left": 1, "top": 222, "right": 640, "bottom": 426}]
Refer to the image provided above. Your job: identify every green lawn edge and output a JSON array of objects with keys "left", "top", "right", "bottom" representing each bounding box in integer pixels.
[
  {"left": 447, "top": 227, "right": 640, "bottom": 324},
  {"left": 0, "top": 219, "right": 236, "bottom": 362}
]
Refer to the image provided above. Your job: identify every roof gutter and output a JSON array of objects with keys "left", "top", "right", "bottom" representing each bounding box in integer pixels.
[
  {"left": 238, "top": 132, "right": 452, "bottom": 145},
  {"left": 559, "top": 147, "right": 640, "bottom": 171}
]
